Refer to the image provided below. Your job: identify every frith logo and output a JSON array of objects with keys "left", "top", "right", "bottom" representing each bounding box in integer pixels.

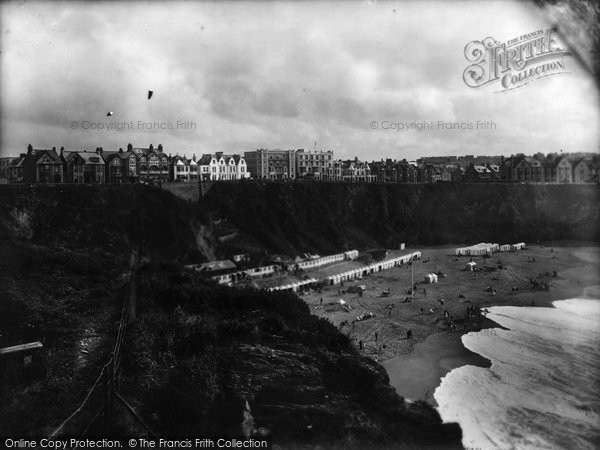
[{"left": 463, "top": 27, "right": 570, "bottom": 92}]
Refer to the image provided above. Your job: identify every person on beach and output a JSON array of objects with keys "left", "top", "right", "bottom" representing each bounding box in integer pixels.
[
  {"left": 359, "top": 340, "right": 363, "bottom": 350},
  {"left": 375, "top": 332, "right": 378, "bottom": 342},
  {"left": 407, "top": 329, "right": 413, "bottom": 339},
  {"left": 320, "top": 298, "right": 323, "bottom": 305}
]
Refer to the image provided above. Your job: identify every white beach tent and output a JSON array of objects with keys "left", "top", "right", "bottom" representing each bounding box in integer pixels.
[{"left": 466, "top": 261, "right": 477, "bottom": 271}]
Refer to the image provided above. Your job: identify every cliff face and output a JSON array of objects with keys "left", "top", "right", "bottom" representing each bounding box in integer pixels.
[
  {"left": 0, "top": 184, "right": 199, "bottom": 261},
  {"left": 2, "top": 182, "right": 597, "bottom": 263},
  {"left": 200, "top": 182, "right": 600, "bottom": 256},
  {"left": 123, "top": 263, "right": 463, "bottom": 448}
]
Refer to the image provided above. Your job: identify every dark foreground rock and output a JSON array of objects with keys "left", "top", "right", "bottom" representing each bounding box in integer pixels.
[{"left": 119, "top": 263, "right": 463, "bottom": 449}]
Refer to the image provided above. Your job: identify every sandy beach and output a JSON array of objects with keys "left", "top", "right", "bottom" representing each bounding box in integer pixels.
[{"left": 301, "top": 243, "right": 600, "bottom": 405}]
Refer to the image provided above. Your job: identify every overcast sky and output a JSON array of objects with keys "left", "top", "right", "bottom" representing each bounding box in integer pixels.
[{"left": 1, "top": 0, "right": 598, "bottom": 161}]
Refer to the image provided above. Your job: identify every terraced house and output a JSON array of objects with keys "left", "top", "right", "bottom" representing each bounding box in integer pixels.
[
  {"left": 61, "top": 147, "right": 105, "bottom": 184},
  {"left": 6, "top": 155, "right": 25, "bottom": 183},
  {"left": 463, "top": 164, "right": 492, "bottom": 182},
  {"left": 419, "top": 163, "right": 443, "bottom": 183},
  {"left": 196, "top": 153, "right": 249, "bottom": 181},
  {"left": 170, "top": 154, "right": 199, "bottom": 182},
  {"left": 572, "top": 159, "right": 597, "bottom": 184},
  {"left": 340, "top": 158, "right": 373, "bottom": 182},
  {"left": 101, "top": 147, "right": 139, "bottom": 183},
  {"left": 132, "top": 143, "right": 169, "bottom": 183},
  {"left": 23, "top": 145, "right": 64, "bottom": 183},
  {"left": 552, "top": 156, "right": 573, "bottom": 183},
  {"left": 371, "top": 159, "right": 400, "bottom": 182}
]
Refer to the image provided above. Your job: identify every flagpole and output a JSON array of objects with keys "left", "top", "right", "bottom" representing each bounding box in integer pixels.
[{"left": 411, "top": 254, "right": 414, "bottom": 298}]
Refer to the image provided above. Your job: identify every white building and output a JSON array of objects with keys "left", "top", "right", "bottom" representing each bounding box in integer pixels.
[
  {"left": 171, "top": 154, "right": 199, "bottom": 182},
  {"left": 198, "top": 152, "right": 249, "bottom": 181}
]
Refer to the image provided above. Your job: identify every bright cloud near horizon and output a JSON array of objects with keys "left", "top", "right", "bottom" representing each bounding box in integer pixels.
[{"left": 1, "top": 0, "right": 598, "bottom": 161}]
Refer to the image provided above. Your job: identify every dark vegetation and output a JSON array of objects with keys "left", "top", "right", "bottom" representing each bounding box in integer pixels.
[
  {"left": 0, "top": 239, "right": 125, "bottom": 435},
  {"left": 201, "top": 182, "right": 600, "bottom": 257},
  {"left": 0, "top": 184, "right": 199, "bottom": 261}
]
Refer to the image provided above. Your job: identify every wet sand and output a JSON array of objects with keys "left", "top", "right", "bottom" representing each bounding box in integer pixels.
[
  {"left": 301, "top": 243, "right": 600, "bottom": 405},
  {"left": 382, "top": 330, "right": 490, "bottom": 405}
]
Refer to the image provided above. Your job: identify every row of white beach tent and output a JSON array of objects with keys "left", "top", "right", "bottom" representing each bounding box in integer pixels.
[
  {"left": 286, "top": 250, "right": 359, "bottom": 271},
  {"left": 455, "top": 243, "right": 499, "bottom": 256},
  {"left": 267, "top": 277, "right": 318, "bottom": 292},
  {"left": 455, "top": 242, "right": 526, "bottom": 256},
  {"left": 326, "top": 251, "right": 422, "bottom": 286}
]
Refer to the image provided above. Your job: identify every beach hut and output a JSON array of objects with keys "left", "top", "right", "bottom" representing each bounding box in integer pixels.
[
  {"left": 466, "top": 261, "right": 477, "bottom": 271},
  {"left": 499, "top": 244, "right": 511, "bottom": 252},
  {"left": 512, "top": 242, "right": 526, "bottom": 250}
]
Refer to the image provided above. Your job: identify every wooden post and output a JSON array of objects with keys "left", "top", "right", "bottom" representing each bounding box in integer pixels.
[
  {"left": 104, "top": 359, "right": 114, "bottom": 428},
  {"left": 127, "top": 251, "right": 137, "bottom": 324}
]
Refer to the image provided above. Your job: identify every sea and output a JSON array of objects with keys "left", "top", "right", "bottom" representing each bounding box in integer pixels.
[{"left": 434, "top": 293, "right": 600, "bottom": 449}]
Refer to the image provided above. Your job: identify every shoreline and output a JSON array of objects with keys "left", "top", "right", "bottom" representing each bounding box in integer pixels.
[{"left": 302, "top": 243, "right": 600, "bottom": 406}]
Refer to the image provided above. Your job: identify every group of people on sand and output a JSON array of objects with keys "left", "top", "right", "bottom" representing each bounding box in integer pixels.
[{"left": 357, "top": 328, "right": 413, "bottom": 353}]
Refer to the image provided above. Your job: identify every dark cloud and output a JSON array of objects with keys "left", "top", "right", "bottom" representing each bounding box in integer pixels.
[{"left": 0, "top": 1, "right": 597, "bottom": 161}]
